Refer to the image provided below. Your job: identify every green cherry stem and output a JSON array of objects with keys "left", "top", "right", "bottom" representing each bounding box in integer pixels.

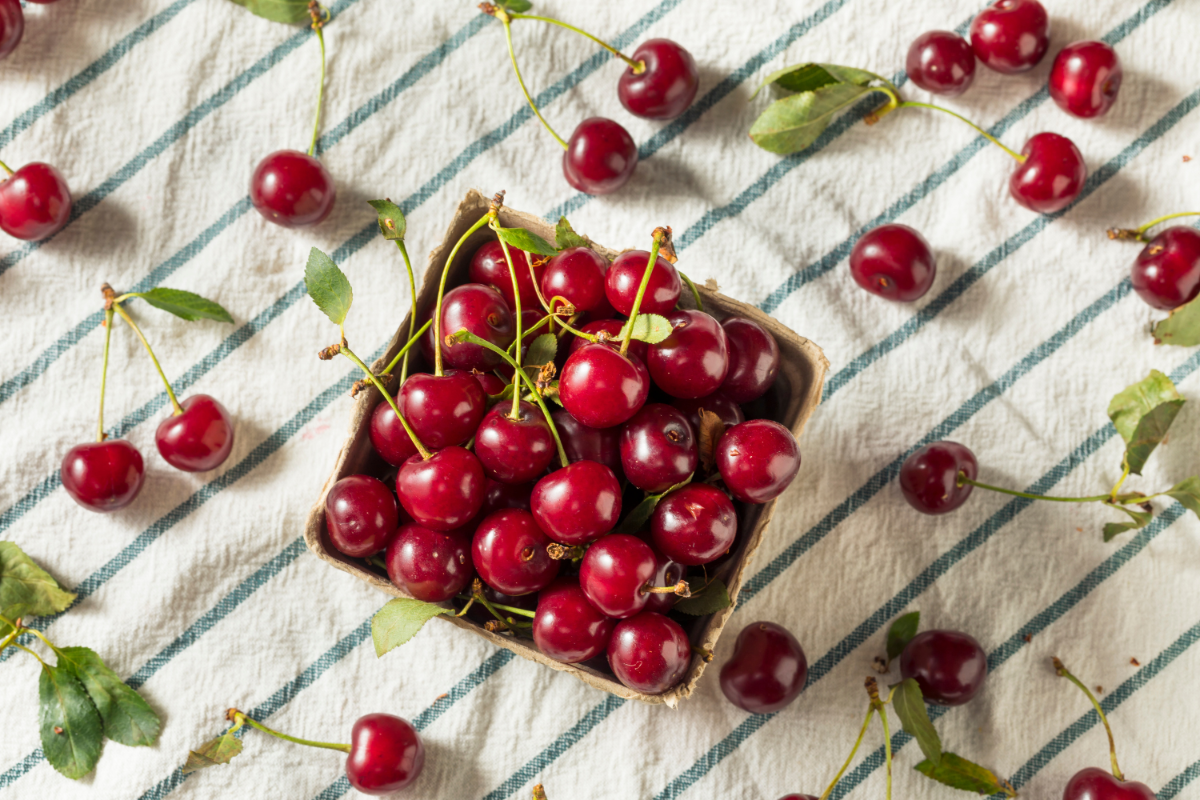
[
  {"left": 869, "top": 85, "right": 1024, "bottom": 163},
  {"left": 1053, "top": 657, "right": 1124, "bottom": 781},
  {"left": 506, "top": 12, "right": 643, "bottom": 72},
  {"left": 307, "top": 4, "right": 330, "bottom": 158},
  {"left": 492, "top": 220, "right": 525, "bottom": 419},
  {"left": 958, "top": 473, "right": 1114, "bottom": 504},
  {"left": 493, "top": 9, "right": 568, "bottom": 150},
  {"left": 111, "top": 300, "right": 184, "bottom": 415},
  {"left": 1107, "top": 211, "right": 1200, "bottom": 242},
  {"left": 396, "top": 240, "right": 418, "bottom": 382},
  {"left": 228, "top": 708, "right": 351, "bottom": 754},
  {"left": 0, "top": 158, "right": 12, "bottom": 177},
  {"left": 434, "top": 213, "right": 492, "bottom": 375},
  {"left": 97, "top": 307, "right": 115, "bottom": 442},
  {"left": 1110, "top": 461, "right": 1131, "bottom": 501},
  {"left": 817, "top": 704, "right": 876, "bottom": 800},
  {"left": 677, "top": 270, "right": 704, "bottom": 311},
  {"left": 620, "top": 227, "right": 666, "bottom": 356},
  {"left": 875, "top": 690, "right": 894, "bottom": 800},
  {"left": 339, "top": 345, "right": 431, "bottom": 460},
  {"left": 381, "top": 318, "right": 433, "bottom": 377}
]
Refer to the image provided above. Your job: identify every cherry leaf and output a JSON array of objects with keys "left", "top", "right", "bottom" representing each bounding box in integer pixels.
[
  {"left": 885, "top": 611, "right": 920, "bottom": 667},
  {"left": 749, "top": 62, "right": 877, "bottom": 100},
  {"left": 915, "top": 752, "right": 1017, "bottom": 797},
  {"left": 750, "top": 82, "right": 876, "bottom": 155},
  {"left": 127, "top": 288, "right": 234, "bottom": 323},
  {"left": 1152, "top": 295, "right": 1200, "bottom": 347},
  {"left": 494, "top": 226, "right": 559, "bottom": 258},
  {"left": 1165, "top": 476, "right": 1200, "bottom": 521},
  {"left": 891, "top": 678, "right": 942, "bottom": 766},
  {"left": 226, "top": 0, "right": 312, "bottom": 24},
  {"left": 56, "top": 646, "right": 161, "bottom": 747},
  {"left": 182, "top": 730, "right": 244, "bottom": 774},
  {"left": 0, "top": 541, "right": 77, "bottom": 625},
  {"left": 498, "top": 0, "right": 533, "bottom": 12},
  {"left": 367, "top": 199, "right": 406, "bottom": 241},
  {"left": 304, "top": 247, "right": 354, "bottom": 328},
  {"left": 554, "top": 216, "right": 589, "bottom": 250},
  {"left": 613, "top": 476, "right": 693, "bottom": 535},
  {"left": 619, "top": 313, "right": 673, "bottom": 345},
  {"left": 697, "top": 409, "right": 726, "bottom": 472},
  {"left": 525, "top": 334, "right": 557, "bottom": 369},
  {"left": 371, "top": 598, "right": 452, "bottom": 657},
  {"left": 39, "top": 664, "right": 103, "bottom": 780},
  {"left": 675, "top": 578, "right": 732, "bottom": 616},
  {"left": 1107, "top": 370, "right": 1184, "bottom": 475},
  {"left": 1102, "top": 503, "right": 1152, "bottom": 542}
]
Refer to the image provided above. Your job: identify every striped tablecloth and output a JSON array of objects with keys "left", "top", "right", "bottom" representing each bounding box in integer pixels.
[{"left": 1, "top": 0, "right": 1198, "bottom": 797}]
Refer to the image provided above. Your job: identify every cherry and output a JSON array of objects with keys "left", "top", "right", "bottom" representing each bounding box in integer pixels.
[
  {"left": 541, "top": 246, "right": 610, "bottom": 316},
  {"left": 154, "top": 394, "right": 234, "bottom": 472},
  {"left": 421, "top": 283, "right": 515, "bottom": 372},
  {"left": 0, "top": 163, "right": 72, "bottom": 241},
  {"left": 1063, "top": 768, "right": 1155, "bottom": 800},
  {"left": 471, "top": 509, "right": 559, "bottom": 595},
  {"left": 533, "top": 576, "right": 615, "bottom": 663},
  {"left": 559, "top": 343, "right": 649, "bottom": 429},
  {"left": 474, "top": 401, "right": 556, "bottom": 484},
  {"left": 716, "top": 419, "right": 801, "bottom": 504},
  {"left": 469, "top": 239, "right": 540, "bottom": 311},
  {"left": 396, "top": 447, "right": 484, "bottom": 531},
  {"left": 642, "top": 545, "right": 685, "bottom": 614},
  {"left": 531, "top": 460, "right": 622, "bottom": 545},
  {"left": 671, "top": 392, "right": 745, "bottom": 437},
  {"left": 605, "top": 250, "right": 682, "bottom": 317},
  {"left": 397, "top": 371, "right": 486, "bottom": 450},
  {"left": 562, "top": 117, "right": 638, "bottom": 196},
  {"left": 472, "top": 370, "right": 509, "bottom": 396},
  {"left": 481, "top": 478, "right": 533, "bottom": 515},
  {"left": 578, "top": 534, "right": 658, "bottom": 618},
  {"left": 650, "top": 483, "right": 736, "bottom": 566},
  {"left": 969, "top": 0, "right": 1050, "bottom": 75},
  {"left": 848, "top": 224, "right": 937, "bottom": 303},
  {"left": 60, "top": 440, "right": 145, "bottom": 513},
  {"left": 899, "top": 629, "right": 988, "bottom": 706},
  {"left": 249, "top": 150, "right": 335, "bottom": 228},
  {"left": 906, "top": 31, "right": 976, "bottom": 96},
  {"left": 345, "top": 713, "right": 425, "bottom": 795},
  {"left": 369, "top": 400, "right": 419, "bottom": 466},
  {"left": 1050, "top": 41, "right": 1122, "bottom": 119},
  {"left": 617, "top": 38, "right": 699, "bottom": 120},
  {"left": 1010, "top": 132, "right": 1087, "bottom": 215},
  {"left": 1129, "top": 226, "right": 1200, "bottom": 310},
  {"left": 899, "top": 441, "right": 978, "bottom": 514},
  {"left": 647, "top": 310, "right": 729, "bottom": 399},
  {"left": 719, "top": 621, "right": 808, "bottom": 714},
  {"left": 324, "top": 475, "right": 399, "bottom": 558},
  {"left": 0, "top": 0, "right": 21, "bottom": 61},
  {"left": 552, "top": 409, "right": 623, "bottom": 476},
  {"left": 720, "top": 317, "right": 780, "bottom": 403},
  {"left": 569, "top": 319, "right": 647, "bottom": 363},
  {"left": 619, "top": 403, "right": 697, "bottom": 493},
  {"left": 606, "top": 611, "right": 690, "bottom": 694},
  {"left": 386, "top": 523, "right": 473, "bottom": 602}
]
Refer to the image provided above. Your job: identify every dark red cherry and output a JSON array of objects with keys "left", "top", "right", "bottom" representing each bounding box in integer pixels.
[
  {"left": 0, "top": 0, "right": 23, "bottom": 61},
  {"left": 369, "top": 401, "right": 419, "bottom": 466},
  {"left": 617, "top": 38, "right": 699, "bottom": 120},
  {"left": 474, "top": 401, "right": 556, "bottom": 484},
  {"left": 647, "top": 310, "right": 729, "bottom": 399},
  {"left": 386, "top": 523, "right": 473, "bottom": 602},
  {"left": 899, "top": 629, "right": 988, "bottom": 706},
  {"left": 1130, "top": 226, "right": 1200, "bottom": 310},
  {"left": 0, "top": 162, "right": 72, "bottom": 241},
  {"left": 471, "top": 370, "right": 509, "bottom": 396},
  {"left": 398, "top": 371, "right": 486, "bottom": 450},
  {"left": 651, "top": 483, "right": 736, "bottom": 566},
  {"left": 249, "top": 150, "right": 335, "bottom": 228},
  {"left": 619, "top": 403, "right": 697, "bottom": 493},
  {"left": 559, "top": 343, "right": 649, "bottom": 429},
  {"left": 578, "top": 534, "right": 658, "bottom": 618},
  {"left": 716, "top": 419, "right": 801, "bottom": 504},
  {"left": 607, "top": 611, "right": 690, "bottom": 694},
  {"left": 533, "top": 576, "right": 615, "bottom": 663},
  {"left": 471, "top": 509, "right": 559, "bottom": 595},
  {"left": 345, "top": 713, "right": 424, "bottom": 795},
  {"left": 569, "top": 319, "right": 647, "bottom": 363},
  {"left": 562, "top": 117, "right": 638, "bottom": 196},
  {"left": 719, "top": 621, "right": 808, "bottom": 713},
  {"left": 154, "top": 394, "right": 234, "bottom": 472},
  {"left": 719, "top": 317, "right": 780, "bottom": 403},
  {"left": 671, "top": 393, "right": 745, "bottom": 437},
  {"left": 396, "top": 447, "right": 484, "bottom": 531},
  {"left": 552, "top": 409, "right": 622, "bottom": 476},
  {"left": 642, "top": 545, "right": 685, "bottom": 614},
  {"left": 969, "top": 0, "right": 1050, "bottom": 75},
  {"left": 421, "top": 283, "right": 515, "bottom": 372},
  {"left": 849, "top": 224, "right": 937, "bottom": 303},
  {"left": 60, "top": 440, "right": 145, "bottom": 513},
  {"left": 325, "top": 475, "right": 399, "bottom": 558},
  {"left": 541, "top": 246, "right": 610, "bottom": 315},
  {"left": 906, "top": 31, "right": 976, "bottom": 96},
  {"left": 481, "top": 478, "right": 533, "bottom": 515},
  {"left": 605, "top": 249, "right": 682, "bottom": 317},
  {"left": 1010, "top": 133, "right": 1087, "bottom": 214},
  {"left": 899, "top": 441, "right": 978, "bottom": 514},
  {"left": 1050, "top": 41, "right": 1122, "bottom": 119},
  {"left": 531, "top": 460, "right": 622, "bottom": 545},
  {"left": 469, "top": 239, "right": 540, "bottom": 310},
  {"left": 1063, "top": 767, "right": 1155, "bottom": 800}
]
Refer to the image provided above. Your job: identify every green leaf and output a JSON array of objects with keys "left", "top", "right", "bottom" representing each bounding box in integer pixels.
[
  {"left": 525, "top": 334, "right": 557, "bottom": 368},
  {"left": 749, "top": 82, "right": 876, "bottom": 155},
  {"left": 226, "top": 0, "right": 312, "bottom": 24},
  {"left": 1152, "top": 295, "right": 1200, "bottom": 347},
  {"left": 1107, "top": 370, "right": 1184, "bottom": 475},
  {"left": 182, "top": 730, "right": 243, "bottom": 774},
  {"left": 555, "top": 216, "right": 589, "bottom": 250},
  {"left": 0, "top": 542, "right": 76, "bottom": 623},
  {"left": 367, "top": 199, "right": 406, "bottom": 241},
  {"left": 915, "top": 752, "right": 1016, "bottom": 797},
  {"left": 675, "top": 578, "right": 732, "bottom": 616},
  {"left": 891, "top": 678, "right": 942, "bottom": 766},
  {"left": 618, "top": 313, "right": 674, "bottom": 345},
  {"left": 1103, "top": 503, "right": 1153, "bottom": 542},
  {"left": 494, "top": 226, "right": 559, "bottom": 258},
  {"left": 750, "top": 62, "right": 877, "bottom": 100},
  {"left": 498, "top": 0, "right": 532, "bottom": 11},
  {"left": 885, "top": 611, "right": 920, "bottom": 667},
  {"left": 371, "top": 598, "right": 452, "bottom": 657},
  {"left": 56, "top": 647, "right": 160, "bottom": 747},
  {"left": 1165, "top": 476, "right": 1200, "bottom": 519},
  {"left": 543, "top": 380, "right": 563, "bottom": 406},
  {"left": 39, "top": 664, "right": 103, "bottom": 780},
  {"left": 612, "top": 476, "right": 693, "bottom": 535},
  {"left": 304, "top": 247, "right": 353, "bottom": 327},
  {"left": 129, "top": 288, "right": 233, "bottom": 323}
]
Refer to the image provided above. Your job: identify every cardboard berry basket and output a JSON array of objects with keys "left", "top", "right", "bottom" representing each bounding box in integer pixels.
[{"left": 304, "top": 189, "right": 828, "bottom": 706}]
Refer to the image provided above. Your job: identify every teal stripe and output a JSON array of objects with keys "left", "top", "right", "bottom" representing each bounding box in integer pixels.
[{"left": 1160, "top": 757, "right": 1200, "bottom": 799}]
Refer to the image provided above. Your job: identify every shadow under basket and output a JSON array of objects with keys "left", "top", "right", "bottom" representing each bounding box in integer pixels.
[{"left": 304, "top": 189, "right": 829, "bottom": 707}]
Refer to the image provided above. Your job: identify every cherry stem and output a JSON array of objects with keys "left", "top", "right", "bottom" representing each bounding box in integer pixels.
[
  {"left": 817, "top": 703, "right": 877, "bottom": 800},
  {"left": 546, "top": 543, "right": 586, "bottom": 560},
  {"left": 1110, "top": 461, "right": 1131, "bottom": 501},
  {"left": 508, "top": 312, "right": 553, "bottom": 353},
  {"left": 532, "top": 785, "right": 548, "bottom": 800},
  {"left": 307, "top": 3, "right": 330, "bottom": 158},
  {"left": 111, "top": 300, "right": 184, "bottom": 415},
  {"left": 0, "top": 158, "right": 12, "bottom": 177},
  {"left": 97, "top": 308, "right": 115, "bottom": 442},
  {"left": 491, "top": 218, "right": 524, "bottom": 419},
  {"left": 228, "top": 708, "right": 351, "bottom": 754},
  {"left": 1107, "top": 211, "right": 1200, "bottom": 242},
  {"left": 339, "top": 345, "right": 431, "bottom": 459},
  {"left": 868, "top": 679, "right": 894, "bottom": 800},
  {"left": 1053, "top": 657, "right": 1124, "bottom": 780},
  {"left": 507, "top": 12, "right": 643, "bottom": 72},
  {"left": 641, "top": 580, "right": 691, "bottom": 597},
  {"left": 455, "top": 596, "right": 477, "bottom": 617},
  {"left": 435, "top": 214, "right": 492, "bottom": 375},
  {"left": 677, "top": 270, "right": 704, "bottom": 311},
  {"left": 395, "top": 239, "right": 418, "bottom": 382},
  {"left": 497, "top": 12, "right": 567, "bottom": 149},
  {"left": 528, "top": 255, "right": 553, "bottom": 316},
  {"left": 620, "top": 228, "right": 666, "bottom": 356},
  {"left": 893, "top": 100, "right": 1025, "bottom": 163},
  {"left": 958, "top": 473, "right": 1114, "bottom": 504},
  {"left": 381, "top": 319, "right": 433, "bottom": 378}
]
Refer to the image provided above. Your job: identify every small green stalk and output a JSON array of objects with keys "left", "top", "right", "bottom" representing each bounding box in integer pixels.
[
  {"left": 958, "top": 473, "right": 1113, "bottom": 504},
  {"left": 340, "top": 345, "right": 431, "bottom": 459},
  {"left": 817, "top": 705, "right": 877, "bottom": 800},
  {"left": 620, "top": 229, "right": 666, "bottom": 356},
  {"left": 381, "top": 319, "right": 433, "bottom": 377},
  {"left": 494, "top": 9, "right": 567, "bottom": 149},
  {"left": 870, "top": 84, "right": 1024, "bottom": 163},
  {"left": 493, "top": 216, "right": 525, "bottom": 419},
  {"left": 307, "top": 5, "right": 330, "bottom": 157},
  {"left": 434, "top": 214, "right": 492, "bottom": 375},
  {"left": 1108, "top": 211, "right": 1200, "bottom": 242},
  {"left": 395, "top": 240, "right": 418, "bottom": 381},
  {"left": 111, "top": 300, "right": 184, "bottom": 415},
  {"left": 1110, "top": 461, "right": 1131, "bottom": 502},
  {"left": 877, "top": 700, "right": 893, "bottom": 800},
  {"left": 0, "top": 158, "right": 12, "bottom": 177},
  {"left": 507, "top": 12, "right": 643, "bottom": 72},
  {"left": 1054, "top": 658, "right": 1124, "bottom": 780},
  {"left": 678, "top": 270, "right": 704, "bottom": 311},
  {"left": 97, "top": 307, "right": 115, "bottom": 442},
  {"left": 229, "top": 709, "right": 351, "bottom": 754}
]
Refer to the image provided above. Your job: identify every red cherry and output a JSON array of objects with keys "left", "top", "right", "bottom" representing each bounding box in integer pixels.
[
  {"left": 471, "top": 509, "right": 559, "bottom": 595},
  {"left": 647, "top": 310, "right": 730, "bottom": 399},
  {"left": 249, "top": 150, "right": 335, "bottom": 228},
  {"left": 325, "top": 475, "right": 399, "bottom": 558},
  {"left": 568, "top": 319, "right": 648, "bottom": 363},
  {"left": 671, "top": 392, "right": 745, "bottom": 437},
  {"left": 579, "top": 534, "right": 658, "bottom": 619},
  {"left": 899, "top": 441, "right": 978, "bottom": 514},
  {"left": 480, "top": 478, "right": 533, "bottom": 515},
  {"left": 0, "top": 0, "right": 21, "bottom": 61},
  {"left": 906, "top": 31, "right": 976, "bottom": 96},
  {"left": 531, "top": 460, "right": 622, "bottom": 545},
  {"left": 619, "top": 403, "right": 697, "bottom": 493},
  {"left": 606, "top": 611, "right": 690, "bottom": 694},
  {"left": 421, "top": 284, "right": 515, "bottom": 372},
  {"left": 471, "top": 370, "right": 509, "bottom": 396},
  {"left": 396, "top": 448, "right": 484, "bottom": 531},
  {"left": 60, "top": 440, "right": 145, "bottom": 513},
  {"left": 1063, "top": 767, "right": 1155, "bottom": 800},
  {"left": 1130, "top": 226, "right": 1200, "bottom": 310},
  {"left": 562, "top": 117, "right": 638, "bottom": 196},
  {"left": 605, "top": 249, "right": 682, "bottom": 317},
  {"left": 533, "top": 576, "right": 615, "bottom": 663},
  {"left": 541, "top": 246, "right": 610, "bottom": 316},
  {"left": 154, "top": 394, "right": 234, "bottom": 472},
  {"left": 716, "top": 419, "right": 801, "bottom": 504},
  {"left": 848, "top": 224, "right": 937, "bottom": 303},
  {"left": 1049, "top": 41, "right": 1122, "bottom": 119},
  {"left": 969, "top": 0, "right": 1050, "bottom": 75},
  {"left": 650, "top": 483, "right": 736, "bottom": 566},
  {"left": 719, "top": 317, "right": 780, "bottom": 403},
  {"left": 552, "top": 409, "right": 623, "bottom": 476},
  {"left": 559, "top": 343, "right": 649, "bottom": 429},
  {"left": 345, "top": 713, "right": 424, "bottom": 795},
  {"left": 369, "top": 401, "right": 419, "bottom": 467},
  {"left": 1009, "top": 133, "right": 1087, "bottom": 215},
  {"left": 474, "top": 401, "right": 556, "bottom": 484},
  {"left": 719, "top": 621, "right": 808, "bottom": 713},
  {"left": 642, "top": 544, "right": 685, "bottom": 614},
  {"left": 386, "top": 523, "right": 473, "bottom": 602},
  {"left": 617, "top": 38, "right": 699, "bottom": 120},
  {"left": 469, "top": 239, "right": 540, "bottom": 311},
  {"left": 899, "top": 629, "right": 988, "bottom": 706},
  {"left": 0, "top": 162, "right": 72, "bottom": 241},
  {"left": 398, "top": 371, "right": 486, "bottom": 450}
]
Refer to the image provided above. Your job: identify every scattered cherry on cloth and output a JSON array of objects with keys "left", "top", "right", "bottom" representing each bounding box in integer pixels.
[
  {"left": 60, "top": 440, "right": 145, "bottom": 513},
  {"left": 345, "top": 713, "right": 425, "bottom": 795},
  {"left": 899, "top": 629, "right": 988, "bottom": 706},
  {"left": 906, "top": 30, "right": 977, "bottom": 96},
  {"left": 1050, "top": 41, "right": 1122, "bottom": 119},
  {"left": 899, "top": 441, "right": 978, "bottom": 514},
  {"left": 0, "top": 162, "right": 72, "bottom": 241},
  {"left": 155, "top": 394, "right": 235, "bottom": 472},
  {"left": 617, "top": 38, "right": 699, "bottom": 120},
  {"left": 969, "top": 0, "right": 1050, "bottom": 74},
  {"left": 1129, "top": 226, "right": 1200, "bottom": 310},
  {"left": 849, "top": 224, "right": 937, "bottom": 302},
  {"left": 563, "top": 117, "right": 639, "bottom": 196},
  {"left": 719, "top": 621, "right": 808, "bottom": 713},
  {"left": 250, "top": 150, "right": 336, "bottom": 228},
  {"left": 1009, "top": 132, "right": 1087, "bottom": 215}
]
